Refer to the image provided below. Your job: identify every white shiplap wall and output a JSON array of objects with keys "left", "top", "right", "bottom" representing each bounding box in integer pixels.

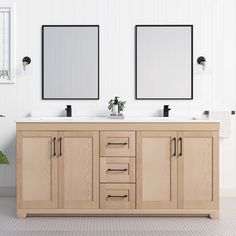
[{"left": 0, "top": 0, "right": 236, "bottom": 191}]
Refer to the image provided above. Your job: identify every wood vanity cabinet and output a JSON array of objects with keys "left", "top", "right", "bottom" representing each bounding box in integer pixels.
[
  {"left": 177, "top": 131, "right": 219, "bottom": 210},
  {"left": 137, "top": 131, "right": 178, "bottom": 209},
  {"left": 58, "top": 131, "right": 99, "bottom": 209},
  {"left": 16, "top": 131, "right": 58, "bottom": 209},
  {"left": 137, "top": 131, "right": 219, "bottom": 212},
  {"left": 16, "top": 121, "right": 219, "bottom": 219},
  {"left": 17, "top": 130, "right": 99, "bottom": 214}
]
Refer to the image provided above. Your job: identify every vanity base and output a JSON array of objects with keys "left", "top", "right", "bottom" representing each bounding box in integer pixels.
[
  {"left": 16, "top": 122, "right": 219, "bottom": 221},
  {"left": 16, "top": 209, "right": 219, "bottom": 219}
]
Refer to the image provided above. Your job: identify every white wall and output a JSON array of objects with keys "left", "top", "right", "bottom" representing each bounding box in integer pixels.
[{"left": 0, "top": 0, "right": 236, "bottom": 191}]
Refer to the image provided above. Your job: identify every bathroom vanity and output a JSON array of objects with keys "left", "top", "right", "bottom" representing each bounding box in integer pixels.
[{"left": 16, "top": 117, "right": 219, "bottom": 219}]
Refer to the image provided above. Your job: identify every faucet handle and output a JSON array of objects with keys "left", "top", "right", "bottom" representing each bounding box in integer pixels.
[
  {"left": 164, "top": 105, "right": 171, "bottom": 111},
  {"left": 65, "top": 105, "right": 71, "bottom": 111},
  {"left": 163, "top": 105, "right": 171, "bottom": 117},
  {"left": 65, "top": 105, "right": 72, "bottom": 117}
]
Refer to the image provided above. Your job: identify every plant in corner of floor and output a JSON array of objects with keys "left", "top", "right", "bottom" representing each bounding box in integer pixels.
[
  {"left": 108, "top": 99, "right": 126, "bottom": 113},
  {"left": 0, "top": 151, "right": 9, "bottom": 165},
  {"left": 0, "top": 114, "right": 9, "bottom": 164}
]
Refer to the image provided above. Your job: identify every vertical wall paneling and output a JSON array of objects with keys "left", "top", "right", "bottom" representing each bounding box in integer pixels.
[{"left": 0, "top": 0, "right": 235, "bottom": 190}]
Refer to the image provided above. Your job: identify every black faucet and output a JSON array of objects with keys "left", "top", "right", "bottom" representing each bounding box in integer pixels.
[
  {"left": 163, "top": 105, "right": 171, "bottom": 117},
  {"left": 65, "top": 105, "right": 72, "bottom": 117}
]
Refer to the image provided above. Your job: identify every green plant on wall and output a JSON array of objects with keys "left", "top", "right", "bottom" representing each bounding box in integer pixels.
[
  {"left": 108, "top": 99, "right": 126, "bottom": 113},
  {"left": 0, "top": 151, "right": 9, "bottom": 164}
]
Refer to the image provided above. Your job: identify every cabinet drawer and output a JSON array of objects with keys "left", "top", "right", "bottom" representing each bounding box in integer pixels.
[
  {"left": 100, "top": 157, "right": 135, "bottom": 183},
  {"left": 100, "top": 184, "right": 135, "bottom": 209},
  {"left": 100, "top": 131, "right": 135, "bottom": 156}
]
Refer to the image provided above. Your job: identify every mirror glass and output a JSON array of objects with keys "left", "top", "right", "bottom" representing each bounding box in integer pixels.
[
  {"left": 0, "top": 7, "right": 13, "bottom": 83},
  {"left": 42, "top": 25, "right": 99, "bottom": 100},
  {"left": 135, "top": 25, "right": 193, "bottom": 100}
]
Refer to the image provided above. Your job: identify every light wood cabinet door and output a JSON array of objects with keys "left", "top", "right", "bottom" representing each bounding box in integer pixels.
[
  {"left": 137, "top": 131, "right": 178, "bottom": 209},
  {"left": 17, "top": 131, "right": 58, "bottom": 209},
  {"left": 58, "top": 131, "right": 99, "bottom": 209},
  {"left": 178, "top": 131, "right": 219, "bottom": 209}
]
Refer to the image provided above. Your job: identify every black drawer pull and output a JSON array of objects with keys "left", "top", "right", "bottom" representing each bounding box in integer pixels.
[
  {"left": 107, "top": 168, "right": 128, "bottom": 172},
  {"left": 107, "top": 142, "right": 128, "bottom": 145},
  {"left": 107, "top": 195, "right": 128, "bottom": 198}
]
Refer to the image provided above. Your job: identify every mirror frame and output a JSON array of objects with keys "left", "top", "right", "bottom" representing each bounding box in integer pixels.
[
  {"left": 42, "top": 25, "right": 100, "bottom": 100},
  {"left": 135, "top": 25, "right": 193, "bottom": 100}
]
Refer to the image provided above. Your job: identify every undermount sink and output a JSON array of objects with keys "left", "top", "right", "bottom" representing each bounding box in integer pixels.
[
  {"left": 29, "top": 116, "right": 95, "bottom": 120},
  {"left": 124, "top": 116, "right": 200, "bottom": 121}
]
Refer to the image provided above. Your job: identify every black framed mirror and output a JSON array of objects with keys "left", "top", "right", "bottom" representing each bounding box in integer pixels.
[
  {"left": 135, "top": 25, "right": 193, "bottom": 100},
  {"left": 42, "top": 25, "right": 99, "bottom": 100}
]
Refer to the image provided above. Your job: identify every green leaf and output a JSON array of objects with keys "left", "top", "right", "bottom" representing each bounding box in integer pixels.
[
  {"left": 118, "top": 101, "right": 126, "bottom": 112},
  {"left": 108, "top": 99, "right": 115, "bottom": 111},
  {"left": 0, "top": 151, "right": 9, "bottom": 165}
]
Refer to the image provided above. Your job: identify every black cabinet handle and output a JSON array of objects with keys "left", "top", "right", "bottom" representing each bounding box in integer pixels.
[
  {"left": 179, "top": 137, "right": 183, "bottom": 157},
  {"left": 107, "top": 142, "right": 128, "bottom": 145},
  {"left": 59, "top": 137, "right": 62, "bottom": 156},
  {"left": 53, "top": 137, "right": 56, "bottom": 156},
  {"left": 172, "top": 137, "right": 176, "bottom": 158},
  {"left": 107, "top": 195, "right": 128, "bottom": 198},
  {"left": 107, "top": 168, "right": 128, "bottom": 172}
]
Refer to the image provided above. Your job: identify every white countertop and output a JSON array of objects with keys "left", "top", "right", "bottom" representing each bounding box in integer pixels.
[{"left": 16, "top": 116, "right": 220, "bottom": 123}]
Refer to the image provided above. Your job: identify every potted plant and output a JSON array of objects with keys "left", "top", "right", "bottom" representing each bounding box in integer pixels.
[
  {"left": 0, "top": 151, "right": 9, "bottom": 164},
  {"left": 108, "top": 97, "right": 126, "bottom": 115},
  {"left": 0, "top": 114, "right": 9, "bottom": 164}
]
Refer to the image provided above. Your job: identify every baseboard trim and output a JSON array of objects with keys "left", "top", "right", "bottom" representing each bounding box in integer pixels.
[
  {"left": 220, "top": 188, "right": 236, "bottom": 197},
  {"left": 0, "top": 187, "right": 16, "bottom": 197}
]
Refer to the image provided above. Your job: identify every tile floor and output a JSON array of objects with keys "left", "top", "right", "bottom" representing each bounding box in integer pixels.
[{"left": 0, "top": 198, "right": 236, "bottom": 236}]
